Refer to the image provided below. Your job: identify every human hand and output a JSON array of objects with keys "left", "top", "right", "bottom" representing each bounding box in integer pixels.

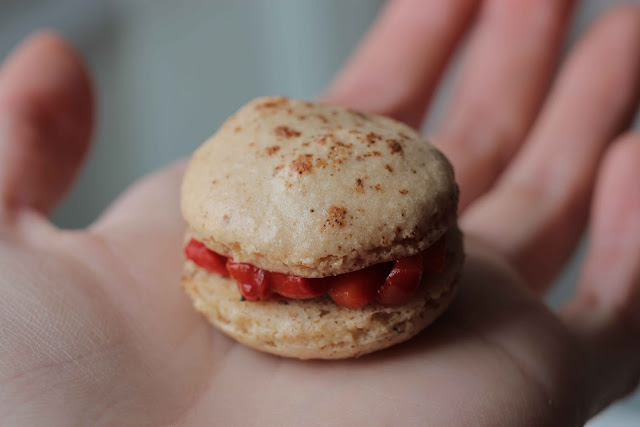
[{"left": 1, "top": 1, "right": 639, "bottom": 425}]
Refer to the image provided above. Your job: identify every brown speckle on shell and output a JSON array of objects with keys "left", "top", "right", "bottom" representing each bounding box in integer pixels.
[
  {"left": 355, "top": 178, "right": 365, "bottom": 193},
  {"left": 399, "top": 189, "right": 409, "bottom": 195},
  {"left": 315, "top": 158, "right": 328, "bottom": 168},
  {"left": 324, "top": 206, "right": 348, "bottom": 230},
  {"left": 275, "top": 126, "right": 301, "bottom": 138},
  {"left": 266, "top": 145, "right": 280, "bottom": 155},
  {"left": 385, "top": 164, "right": 394, "bottom": 173},
  {"left": 233, "top": 126, "right": 242, "bottom": 133},
  {"left": 362, "top": 151, "right": 382, "bottom": 159},
  {"left": 365, "top": 132, "right": 381, "bottom": 146},
  {"left": 387, "top": 139, "right": 402, "bottom": 154},
  {"left": 290, "top": 154, "right": 314, "bottom": 175},
  {"left": 315, "top": 114, "right": 329, "bottom": 123},
  {"left": 256, "top": 97, "right": 288, "bottom": 109}
]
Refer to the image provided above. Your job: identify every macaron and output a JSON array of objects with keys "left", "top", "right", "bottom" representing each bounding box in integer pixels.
[{"left": 181, "top": 96, "right": 463, "bottom": 359}]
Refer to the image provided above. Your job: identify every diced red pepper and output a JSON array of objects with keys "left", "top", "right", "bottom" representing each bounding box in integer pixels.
[
  {"left": 327, "top": 265, "right": 386, "bottom": 309},
  {"left": 376, "top": 253, "right": 424, "bottom": 306},
  {"left": 185, "top": 235, "right": 448, "bottom": 309},
  {"left": 226, "top": 260, "right": 271, "bottom": 301},
  {"left": 269, "top": 273, "right": 329, "bottom": 299},
  {"left": 184, "top": 239, "right": 229, "bottom": 276}
]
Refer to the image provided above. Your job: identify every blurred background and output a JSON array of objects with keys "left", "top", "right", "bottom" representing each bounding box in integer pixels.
[{"left": 0, "top": 1, "right": 638, "bottom": 425}]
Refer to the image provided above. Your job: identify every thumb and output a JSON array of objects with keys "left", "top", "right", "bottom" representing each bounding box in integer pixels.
[{"left": 0, "top": 31, "right": 94, "bottom": 216}]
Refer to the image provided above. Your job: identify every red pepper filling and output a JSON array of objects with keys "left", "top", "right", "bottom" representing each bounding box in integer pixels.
[{"left": 184, "top": 237, "right": 446, "bottom": 309}]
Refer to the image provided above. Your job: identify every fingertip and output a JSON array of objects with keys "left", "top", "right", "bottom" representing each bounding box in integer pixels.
[
  {"left": 2, "top": 28, "right": 92, "bottom": 87},
  {"left": 17, "top": 29, "right": 78, "bottom": 55},
  {"left": 0, "top": 29, "right": 94, "bottom": 136}
]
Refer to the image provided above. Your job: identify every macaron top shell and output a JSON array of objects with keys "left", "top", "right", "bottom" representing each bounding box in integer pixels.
[{"left": 181, "top": 97, "right": 458, "bottom": 278}]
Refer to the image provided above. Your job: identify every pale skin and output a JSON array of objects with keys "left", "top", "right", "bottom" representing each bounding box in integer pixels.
[{"left": 1, "top": 1, "right": 639, "bottom": 425}]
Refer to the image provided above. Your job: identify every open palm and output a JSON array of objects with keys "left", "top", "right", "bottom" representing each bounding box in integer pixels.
[{"left": 2, "top": 3, "right": 639, "bottom": 426}]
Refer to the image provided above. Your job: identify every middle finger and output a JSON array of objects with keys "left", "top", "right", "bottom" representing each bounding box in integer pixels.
[{"left": 436, "top": 0, "right": 575, "bottom": 211}]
